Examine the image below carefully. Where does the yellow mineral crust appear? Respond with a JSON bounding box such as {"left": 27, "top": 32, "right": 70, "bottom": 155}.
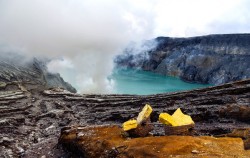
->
{"left": 159, "top": 113, "right": 178, "bottom": 126}
{"left": 136, "top": 104, "right": 153, "bottom": 124}
{"left": 159, "top": 108, "right": 194, "bottom": 126}
{"left": 122, "top": 119, "right": 138, "bottom": 131}
{"left": 122, "top": 104, "right": 153, "bottom": 131}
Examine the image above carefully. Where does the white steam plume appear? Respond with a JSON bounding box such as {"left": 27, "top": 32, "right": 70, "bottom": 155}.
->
{"left": 1, "top": 0, "right": 248, "bottom": 93}
{"left": 0, "top": 0, "right": 155, "bottom": 93}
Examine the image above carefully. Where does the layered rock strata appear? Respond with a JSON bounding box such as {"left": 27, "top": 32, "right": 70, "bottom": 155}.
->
{"left": 0, "top": 79, "right": 249, "bottom": 157}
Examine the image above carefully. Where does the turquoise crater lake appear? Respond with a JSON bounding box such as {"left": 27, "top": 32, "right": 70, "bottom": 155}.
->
{"left": 110, "top": 68, "right": 211, "bottom": 95}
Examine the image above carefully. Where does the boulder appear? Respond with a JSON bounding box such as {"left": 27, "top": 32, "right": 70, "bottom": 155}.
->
{"left": 59, "top": 125, "right": 250, "bottom": 158}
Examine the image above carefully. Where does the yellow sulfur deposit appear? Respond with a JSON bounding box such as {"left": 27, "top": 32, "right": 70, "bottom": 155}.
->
{"left": 136, "top": 104, "right": 153, "bottom": 124}
{"left": 122, "top": 119, "right": 138, "bottom": 131}
{"left": 122, "top": 104, "right": 153, "bottom": 131}
{"left": 159, "top": 113, "right": 178, "bottom": 126}
{"left": 159, "top": 108, "right": 194, "bottom": 126}
{"left": 172, "top": 108, "right": 194, "bottom": 126}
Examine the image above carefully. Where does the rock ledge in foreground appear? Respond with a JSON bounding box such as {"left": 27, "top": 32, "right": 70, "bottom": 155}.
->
{"left": 59, "top": 125, "right": 250, "bottom": 158}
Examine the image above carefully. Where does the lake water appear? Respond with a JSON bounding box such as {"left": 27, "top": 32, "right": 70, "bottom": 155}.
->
{"left": 110, "top": 68, "right": 211, "bottom": 95}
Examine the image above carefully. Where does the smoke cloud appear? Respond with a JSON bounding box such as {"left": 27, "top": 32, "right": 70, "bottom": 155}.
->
{"left": 0, "top": 0, "right": 155, "bottom": 93}
{"left": 0, "top": 0, "right": 249, "bottom": 93}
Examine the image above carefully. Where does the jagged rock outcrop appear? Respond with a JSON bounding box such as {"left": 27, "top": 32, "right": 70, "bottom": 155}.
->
{"left": 0, "top": 79, "right": 249, "bottom": 157}
{"left": 0, "top": 53, "right": 76, "bottom": 93}
{"left": 115, "top": 34, "right": 250, "bottom": 85}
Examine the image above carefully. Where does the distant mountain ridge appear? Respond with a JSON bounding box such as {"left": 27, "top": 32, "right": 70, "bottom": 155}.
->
{"left": 115, "top": 34, "right": 250, "bottom": 85}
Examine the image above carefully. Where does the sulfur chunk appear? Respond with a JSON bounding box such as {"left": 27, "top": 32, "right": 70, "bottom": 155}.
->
{"left": 159, "top": 113, "right": 178, "bottom": 126}
{"left": 136, "top": 104, "right": 153, "bottom": 124}
{"left": 122, "top": 119, "right": 138, "bottom": 131}
{"left": 159, "top": 108, "right": 194, "bottom": 126}
{"left": 172, "top": 108, "right": 194, "bottom": 126}
{"left": 122, "top": 104, "right": 153, "bottom": 132}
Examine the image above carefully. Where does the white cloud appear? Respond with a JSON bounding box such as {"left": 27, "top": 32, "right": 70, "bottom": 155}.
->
{"left": 153, "top": 0, "right": 250, "bottom": 37}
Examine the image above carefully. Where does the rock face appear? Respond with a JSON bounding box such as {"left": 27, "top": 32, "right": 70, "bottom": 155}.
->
{"left": 0, "top": 79, "right": 250, "bottom": 157}
{"left": 115, "top": 34, "right": 250, "bottom": 85}
{"left": 0, "top": 53, "right": 76, "bottom": 93}
{"left": 59, "top": 125, "right": 250, "bottom": 158}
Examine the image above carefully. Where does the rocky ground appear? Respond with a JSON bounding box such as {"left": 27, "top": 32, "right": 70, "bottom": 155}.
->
{"left": 115, "top": 34, "right": 250, "bottom": 85}
{"left": 60, "top": 125, "right": 250, "bottom": 158}
{"left": 0, "top": 78, "right": 250, "bottom": 157}
{"left": 0, "top": 51, "right": 250, "bottom": 157}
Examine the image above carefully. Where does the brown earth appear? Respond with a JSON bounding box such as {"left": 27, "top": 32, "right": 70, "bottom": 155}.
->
{"left": 0, "top": 79, "right": 250, "bottom": 157}
{"left": 59, "top": 125, "right": 250, "bottom": 158}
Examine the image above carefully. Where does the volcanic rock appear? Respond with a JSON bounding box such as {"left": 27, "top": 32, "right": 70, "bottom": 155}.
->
{"left": 0, "top": 53, "right": 76, "bottom": 93}
{"left": 115, "top": 34, "right": 250, "bottom": 85}
{"left": 0, "top": 79, "right": 249, "bottom": 157}
{"left": 59, "top": 125, "right": 250, "bottom": 158}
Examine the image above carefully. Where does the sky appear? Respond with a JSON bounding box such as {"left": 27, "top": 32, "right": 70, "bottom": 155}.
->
{"left": 0, "top": 0, "right": 249, "bottom": 93}
{"left": 153, "top": 0, "right": 250, "bottom": 37}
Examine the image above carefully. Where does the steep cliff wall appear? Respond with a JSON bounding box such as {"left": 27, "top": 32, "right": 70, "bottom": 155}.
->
{"left": 0, "top": 53, "right": 76, "bottom": 92}
{"left": 115, "top": 34, "right": 250, "bottom": 85}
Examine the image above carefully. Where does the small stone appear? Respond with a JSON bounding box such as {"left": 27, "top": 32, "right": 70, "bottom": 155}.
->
{"left": 0, "top": 137, "right": 14, "bottom": 145}
{"left": 191, "top": 150, "right": 199, "bottom": 154}
{"left": 0, "top": 82, "right": 7, "bottom": 88}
